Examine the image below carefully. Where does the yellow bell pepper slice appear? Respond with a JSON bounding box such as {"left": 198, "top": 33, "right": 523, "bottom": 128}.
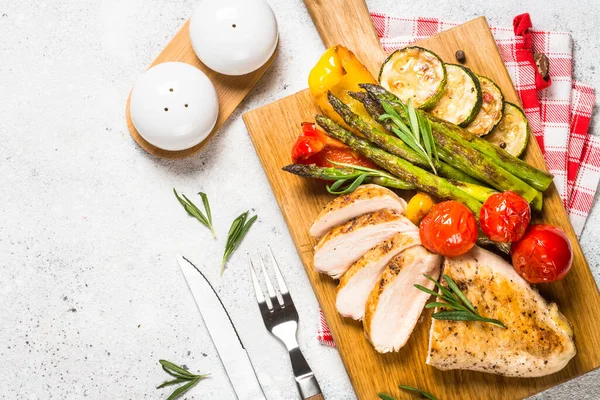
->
{"left": 308, "top": 46, "right": 378, "bottom": 128}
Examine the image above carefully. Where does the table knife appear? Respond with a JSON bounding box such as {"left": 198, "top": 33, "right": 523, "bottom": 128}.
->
{"left": 177, "top": 255, "right": 266, "bottom": 400}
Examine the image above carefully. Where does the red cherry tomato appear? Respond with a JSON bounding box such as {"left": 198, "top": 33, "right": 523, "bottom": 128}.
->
{"left": 291, "top": 123, "right": 327, "bottom": 163}
{"left": 511, "top": 224, "right": 573, "bottom": 284}
{"left": 291, "top": 122, "right": 377, "bottom": 168}
{"left": 419, "top": 201, "right": 478, "bottom": 257}
{"left": 480, "top": 191, "right": 531, "bottom": 243}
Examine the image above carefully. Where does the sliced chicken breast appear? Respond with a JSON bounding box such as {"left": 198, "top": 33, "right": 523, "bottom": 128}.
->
{"left": 364, "top": 246, "right": 442, "bottom": 353}
{"left": 427, "top": 246, "right": 576, "bottom": 377}
{"left": 310, "top": 184, "right": 407, "bottom": 238}
{"left": 314, "top": 209, "right": 417, "bottom": 279}
{"left": 336, "top": 231, "right": 421, "bottom": 320}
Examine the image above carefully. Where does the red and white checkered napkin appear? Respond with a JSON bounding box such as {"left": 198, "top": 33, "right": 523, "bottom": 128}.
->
{"left": 317, "top": 13, "right": 599, "bottom": 347}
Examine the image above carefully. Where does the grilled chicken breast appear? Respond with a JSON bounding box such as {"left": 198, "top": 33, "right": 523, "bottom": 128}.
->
{"left": 336, "top": 231, "right": 421, "bottom": 320}
{"left": 427, "top": 246, "right": 576, "bottom": 377}
{"left": 310, "top": 184, "right": 407, "bottom": 238}
{"left": 314, "top": 209, "right": 417, "bottom": 279}
{"left": 364, "top": 246, "right": 442, "bottom": 353}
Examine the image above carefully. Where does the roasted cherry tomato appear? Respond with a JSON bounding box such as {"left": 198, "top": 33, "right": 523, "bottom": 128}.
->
{"left": 419, "top": 201, "right": 478, "bottom": 257}
{"left": 405, "top": 192, "right": 435, "bottom": 225}
{"left": 511, "top": 224, "right": 573, "bottom": 284}
{"left": 291, "top": 122, "right": 377, "bottom": 168}
{"left": 291, "top": 123, "right": 327, "bottom": 163}
{"left": 480, "top": 191, "right": 531, "bottom": 242}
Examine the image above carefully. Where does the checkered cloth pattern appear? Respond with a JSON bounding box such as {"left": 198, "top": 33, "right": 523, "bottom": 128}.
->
{"left": 317, "top": 13, "right": 599, "bottom": 348}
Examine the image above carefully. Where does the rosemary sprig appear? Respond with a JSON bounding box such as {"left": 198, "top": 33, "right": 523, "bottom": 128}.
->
{"left": 378, "top": 385, "right": 438, "bottom": 400}
{"left": 157, "top": 360, "right": 209, "bottom": 400}
{"left": 325, "top": 160, "right": 401, "bottom": 195}
{"left": 173, "top": 189, "right": 216, "bottom": 239}
{"left": 221, "top": 211, "right": 257, "bottom": 275}
{"left": 379, "top": 99, "right": 438, "bottom": 174}
{"left": 398, "top": 385, "right": 439, "bottom": 400}
{"left": 415, "top": 274, "right": 507, "bottom": 328}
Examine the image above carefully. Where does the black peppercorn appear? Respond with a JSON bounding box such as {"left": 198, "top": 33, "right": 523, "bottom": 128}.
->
{"left": 499, "top": 142, "right": 507, "bottom": 149}
{"left": 455, "top": 50, "right": 466, "bottom": 64}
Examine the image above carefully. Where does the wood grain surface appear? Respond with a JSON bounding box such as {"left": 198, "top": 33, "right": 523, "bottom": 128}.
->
{"left": 242, "top": 14, "right": 600, "bottom": 400}
{"left": 125, "top": 21, "right": 276, "bottom": 159}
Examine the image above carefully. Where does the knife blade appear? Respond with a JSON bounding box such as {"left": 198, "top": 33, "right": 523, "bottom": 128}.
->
{"left": 176, "top": 255, "right": 266, "bottom": 400}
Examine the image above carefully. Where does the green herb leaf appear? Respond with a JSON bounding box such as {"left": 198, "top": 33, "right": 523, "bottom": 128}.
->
{"left": 323, "top": 160, "right": 405, "bottom": 195}
{"left": 399, "top": 384, "right": 438, "bottom": 400}
{"left": 425, "top": 301, "right": 453, "bottom": 309}
{"left": 166, "top": 378, "right": 201, "bottom": 400}
{"left": 173, "top": 189, "right": 216, "bottom": 239}
{"left": 443, "top": 274, "right": 477, "bottom": 314}
{"left": 221, "top": 211, "right": 257, "bottom": 275}
{"left": 157, "top": 360, "right": 209, "bottom": 400}
{"left": 377, "top": 394, "right": 397, "bottom": 400}
{"left": 157, "top": 378, "right": 188, "bottom": 389}
{"left": 415, "top": 274, "right": 507, "bottom": 328}
{"left": 406, "top": 99, "right": 420, "bottom": 144}
{"left": 199, "top": 192, "right": 215, "bottom": 238}
{"left": 379, "top": 100, "right": 438, "bottom": 174}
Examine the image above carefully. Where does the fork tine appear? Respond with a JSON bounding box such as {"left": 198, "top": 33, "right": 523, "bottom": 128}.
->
{"left": 249, "top": 255, "right": 271, "bottom": 310}
{"left": 268, "top": 246, "right": 289, "bottom": 296}
{"left": 258, "top": 252, "right": 277, "bottom": 309}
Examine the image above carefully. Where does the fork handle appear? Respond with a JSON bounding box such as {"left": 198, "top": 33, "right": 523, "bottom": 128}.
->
{"left": 288, "top": 347, "right": 323, "bottom": 399}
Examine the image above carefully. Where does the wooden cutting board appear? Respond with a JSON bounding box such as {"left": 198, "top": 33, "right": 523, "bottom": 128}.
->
{"left": 243, "top": 3, "right": 600, "bottom": 399}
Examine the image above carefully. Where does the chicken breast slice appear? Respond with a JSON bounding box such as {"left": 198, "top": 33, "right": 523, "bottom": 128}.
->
{"left": 427, "top": 246, "right": 576, "bottom": 377}
{"left": 364, "top": 246, "right": 442, "bottom": 353}
{"left": 310, "top": 184, "right": 407, "bottom": 238}
{"left": 314, "top": 209, "right": 417, "bottom": 279}
{"left": 337, "top": 231, "right": 422, "bottom": 320}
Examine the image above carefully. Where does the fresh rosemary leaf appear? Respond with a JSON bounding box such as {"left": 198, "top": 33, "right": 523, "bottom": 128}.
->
{"left": 380, "top": 100, "right": 438, "bottom": 175}
{"left": 432, "top": 310, "right": 484, "bottom": 321}
{"left": 415, "top": 274, "right": 507, "bottom": 328}
{"left": 160, "top": 360, "right": 197, "bottom": 379}
{"left": 173, "top": 189, "right": 216, "bottom": 239}
{"left": 425, "top": 301, "right": 453, "bottom": 309}
{"left": 406, "top": 99, "right": 420, "bottom": 145}
{"left": 443, "top": 274, "right": 477, "bottom": 314}
{"left": 221, "top": 211, "right": 257, "bottom": 275}
{"left": 399, "top": 384, "right": 438, "bottom": 400}
{"left": 324, "top": 161, "right": 406, "bottom": 195}
{"left": 157, "top": 378, "right": 188, "bottom": 389}
{"left": 199, "top": 192, "right": 213, "bottom": 229}
{"left": 424, "top": 117, "right": 438, "bottom": 162}
{"left": 157, "top": 360, "right": 209, "bottom": 400}
{"left": 413, "top": 284, "right": 441, "bottom": 298}
{"left": 419, "top": 113, "right": 432, "bottom": 156}
{"left": 377, "top": 394, "right": 397, "bottom": 400}
{"left": 327, "top": 173, "right": 369, "bottom": 195}
{"left": 166, "top": 378, "right": 202, "bottom": 400}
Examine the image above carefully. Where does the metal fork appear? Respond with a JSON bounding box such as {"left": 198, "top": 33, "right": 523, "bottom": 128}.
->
{"left": 249, "top": 247, "right": 324, "bottom": 400}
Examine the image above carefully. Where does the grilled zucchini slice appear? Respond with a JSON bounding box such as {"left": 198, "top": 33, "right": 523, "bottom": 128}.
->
{"left": 430, "top": 64, "right": 482, "bottom": 127}
{"left": 465, "top": 75, "right": 504, "bottom": 136}
{"left": 378, "top": 46, "right": 446, "bottom": 110}
{"left": 485, "top": 102, "right": 530, "bottom": 157}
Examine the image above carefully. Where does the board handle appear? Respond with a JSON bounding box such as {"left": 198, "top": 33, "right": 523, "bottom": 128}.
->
{"left": 302, "top": 0, "right": 386, "bottom": 74}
